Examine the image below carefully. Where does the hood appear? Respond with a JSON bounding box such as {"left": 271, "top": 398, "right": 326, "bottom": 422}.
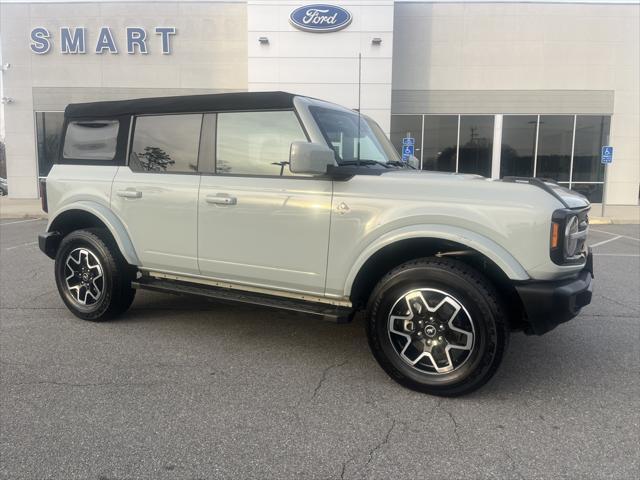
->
{"left": 379, "top": 169, "right": 590, "bottom": 209}
{"left": 496, "top": 176, "right": 590, "bottom": 209}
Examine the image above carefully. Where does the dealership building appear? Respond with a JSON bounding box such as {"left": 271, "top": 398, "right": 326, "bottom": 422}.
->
{"left": 0, "top": 0, "right": 638, "bottom": 206}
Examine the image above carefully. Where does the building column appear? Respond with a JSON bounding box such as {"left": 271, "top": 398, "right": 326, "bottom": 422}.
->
{"left": 491, "top": 114, "right": 503, "bottom": 180}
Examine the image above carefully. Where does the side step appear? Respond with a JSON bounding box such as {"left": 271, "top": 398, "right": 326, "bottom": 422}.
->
{"left": 132, "top": 276, "right": 354, "bottom": 323}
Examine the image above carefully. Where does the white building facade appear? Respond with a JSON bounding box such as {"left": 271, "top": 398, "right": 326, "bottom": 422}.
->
{"left": 1, "top": 0, "right": 638, "bottom": 206}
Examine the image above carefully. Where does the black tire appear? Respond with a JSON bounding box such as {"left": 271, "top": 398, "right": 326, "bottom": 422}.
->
{"left": 366, "top": 257, "right": 509, "bottom": 397}
{"left": 54, "top": 228, "right": 136, "bottom": 321}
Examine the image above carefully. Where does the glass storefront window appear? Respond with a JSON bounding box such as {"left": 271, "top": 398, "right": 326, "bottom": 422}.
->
{"left": 536, "top": 115, "right": 573, "bottom": 181}
{"left": 35, "top": 112, "right": 65, "bottom": 177}
{"left": 390, "top": 115, "right": 422, "bottom": 165}
{"left": 422, "top": 115, "right": 458, "bottom": 172}
{"left": 500, "top": 115, "right": 537, "bottom": 178}
{"left": 572, "top": 116, "right": 610, "bottom": 183}
{"left": 458, "top": 115, "right": 494, "bottom": 177}
{"left": 389, "top": 112, "right": 610, "bottom": 202}
{"left": 570, "top": 183, "right": 603, "bottom": 203}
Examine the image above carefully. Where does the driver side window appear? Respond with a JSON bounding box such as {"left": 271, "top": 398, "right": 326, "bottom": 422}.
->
{"left": 216, "top": 111, "right": 307, "bottom": 176}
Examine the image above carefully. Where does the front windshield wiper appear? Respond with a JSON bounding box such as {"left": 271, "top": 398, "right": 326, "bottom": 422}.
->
{"left": 387, "top": 160, "right": 416, "bottom": 169}
{"left": 338, "top": 160, "right": 391, "bottom": 168}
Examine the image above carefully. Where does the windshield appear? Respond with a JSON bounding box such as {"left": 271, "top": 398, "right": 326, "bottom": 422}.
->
{"left": 310, "top": 106, "right": 399, "bottom": 165}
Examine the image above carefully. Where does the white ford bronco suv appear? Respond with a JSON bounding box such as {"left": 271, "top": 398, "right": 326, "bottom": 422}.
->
{"left": 39, "top": 92, "right": 593, "bottom": 396}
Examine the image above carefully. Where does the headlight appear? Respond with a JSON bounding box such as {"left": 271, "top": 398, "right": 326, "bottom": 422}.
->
{"left": 551, "top": 209, "right": 589, "bottom": 264}
{"left": 564, "top": 215, "right": 580, "bottom": 258}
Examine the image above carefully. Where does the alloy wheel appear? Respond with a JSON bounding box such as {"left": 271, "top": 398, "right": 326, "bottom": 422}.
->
{"left": 387, "top": 288, "right": 475, "bottom": 374}
{"left": 64, "top": 247, "right": 104, "bottom": 306}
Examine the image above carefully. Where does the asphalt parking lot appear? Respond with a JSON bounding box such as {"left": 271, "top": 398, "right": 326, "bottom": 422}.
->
{"left": 1, "top": 219, "right": 638, "bottom": 480}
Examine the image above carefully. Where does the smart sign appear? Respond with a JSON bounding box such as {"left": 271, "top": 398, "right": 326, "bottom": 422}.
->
{"left": 289, "top": 4, "right": 353, "bottom": 33}
{"left": 30, "top": 26, "right": 176, "bottom": 55}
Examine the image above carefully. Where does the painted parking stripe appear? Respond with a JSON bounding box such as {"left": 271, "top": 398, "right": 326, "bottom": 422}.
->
{"left": 0, "top": 218, "right": 45, "bottom": 226}
{"left": 4, "top": 241, "right": 38, "bottom": 251}
{"left": 590, "top": 228, "right": 640, "bottom": 242}
{"left": 593, "top": 253, "right": 640, "bottom": 257}
{"left": 590, "top": 235, "right": 622, "bottom": 248}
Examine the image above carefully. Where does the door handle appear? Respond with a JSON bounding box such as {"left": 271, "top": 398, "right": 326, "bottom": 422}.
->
{"left": 205, "top": 194, "right": 237, "bottom": 206}
{"left": 116, "top": 189, "right": 142, "bottom": 199}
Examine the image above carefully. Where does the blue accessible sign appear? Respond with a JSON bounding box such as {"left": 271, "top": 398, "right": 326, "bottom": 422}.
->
{"left": 402, "top": 137, "right": 415, "bottom": 146}
{"left": 402, "top": 144, "right": 414, "bottom": 162}
{"left": 601, "top": 146, "right": 614, "bottom": 165}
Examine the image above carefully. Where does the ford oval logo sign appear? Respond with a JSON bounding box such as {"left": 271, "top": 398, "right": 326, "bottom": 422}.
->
{"left": 289, "top": 4, "right": 353, "bottom": 33}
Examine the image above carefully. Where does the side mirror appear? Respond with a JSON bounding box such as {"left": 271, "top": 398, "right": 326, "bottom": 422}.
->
{"left": 289, "top": 142, "right": 335, "bottom": 175}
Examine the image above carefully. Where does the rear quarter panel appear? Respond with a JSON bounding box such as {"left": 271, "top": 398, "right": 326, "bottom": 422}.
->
{"left": 45, "top": 165, "right": 119, "bottom": 223}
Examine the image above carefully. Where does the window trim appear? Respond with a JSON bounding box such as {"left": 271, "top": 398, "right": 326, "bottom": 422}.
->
{"left": 197, "top": 113, "right": 216, "bottom": 175}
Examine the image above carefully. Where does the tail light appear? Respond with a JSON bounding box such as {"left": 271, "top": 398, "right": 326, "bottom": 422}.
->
{"left": 39, "top": 178, "right": 48, "bottom": 213}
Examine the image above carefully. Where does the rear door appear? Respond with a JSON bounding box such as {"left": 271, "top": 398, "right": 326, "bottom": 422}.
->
{"left": 197, "top": 110, "right": 332, "bottom": 295}
{"left": 111, "top": 113, "right": 203, "bottom": 274}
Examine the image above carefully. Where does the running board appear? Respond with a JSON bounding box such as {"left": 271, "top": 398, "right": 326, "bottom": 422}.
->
{"left": 132, "top": 276, "right": 354, "bottom": 323}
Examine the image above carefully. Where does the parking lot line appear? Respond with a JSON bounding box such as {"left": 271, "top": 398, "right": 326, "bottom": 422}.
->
{"left": 0, "top": 218, "right": 44, "bottom": 226}
{"left": 4, "top": 241, "right": 38, "bottom": 251}
{"left": 593, "top": 253, "right": 640, "bottom": 257}
{"left": 590, "top": 235, "right": 623, "bottom": 248}
{"left": 590, "top": 228, "right": 640, "bottom": 242}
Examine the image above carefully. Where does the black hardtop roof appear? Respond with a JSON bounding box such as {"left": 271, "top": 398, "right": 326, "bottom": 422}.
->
{"left": 64, "top": 91, "right": 299, "bottom": 118}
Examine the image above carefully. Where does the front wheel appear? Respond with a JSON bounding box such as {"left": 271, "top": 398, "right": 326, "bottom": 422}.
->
{"left": 54, "top": 228, "right": 136, "bottom": 321}
{"left": 366, "top": 257, "right": 509, "bottom": 396}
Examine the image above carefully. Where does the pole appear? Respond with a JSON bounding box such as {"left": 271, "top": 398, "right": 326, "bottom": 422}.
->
{"left": 356, "top": 52, "right": 361, "bottom": 166}
{"left": 601, "top": 164, "right": 608, "bottom": 218}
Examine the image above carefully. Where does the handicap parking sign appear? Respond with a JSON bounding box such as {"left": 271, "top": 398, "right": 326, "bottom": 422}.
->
{"left": 601, "top": 146, "right": 614, "bottom": 165}
{"left": 402, "top": 137, "right": 415, "bottom": 146}
{"left": 402, "top": 144, "right": 414, "bottom": 162}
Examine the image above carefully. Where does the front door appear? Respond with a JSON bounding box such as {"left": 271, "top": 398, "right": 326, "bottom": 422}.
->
{"left": 111, "top": 113, "right": 203, "bottom": 274}
{"left": 197, "top": 110, "right": 332, "bottom": 295}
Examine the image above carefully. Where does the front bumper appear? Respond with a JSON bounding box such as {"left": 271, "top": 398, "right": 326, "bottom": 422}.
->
{"left": 38, "top": 231, "right": 61, "bottom": 259}
{"left": 515, "top": 249, "right": 594, "bottom": 335}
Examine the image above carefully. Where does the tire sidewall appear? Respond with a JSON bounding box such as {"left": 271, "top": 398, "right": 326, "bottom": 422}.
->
{"left": 55, "top": 231, "right": 116, "bottom": 320}
{"left": 367, "top": 261, "right": 504, "bottom": 396}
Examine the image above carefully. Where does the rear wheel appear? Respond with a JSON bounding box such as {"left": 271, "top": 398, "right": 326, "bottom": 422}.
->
{"left": 366, "top": 257, "right": 509, "bottom": 396}
{"left": 54, "top": 228, "right": 136, "bottom": 321}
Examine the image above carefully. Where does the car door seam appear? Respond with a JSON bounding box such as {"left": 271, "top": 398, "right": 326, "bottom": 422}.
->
{"left": 322, "top": 180, "right": 335, "bottom": 296}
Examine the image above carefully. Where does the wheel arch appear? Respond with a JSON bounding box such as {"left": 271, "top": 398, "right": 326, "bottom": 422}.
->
{"left": 346, "top": 227, "right": 529, "bottom": 329}
{"left": 47, "top": 202, "right": 140, "bottom": 266}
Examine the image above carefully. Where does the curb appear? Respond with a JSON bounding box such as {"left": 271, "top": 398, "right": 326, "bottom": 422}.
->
{"left": 589, "top": 218, "right": 613, "bottom": 225}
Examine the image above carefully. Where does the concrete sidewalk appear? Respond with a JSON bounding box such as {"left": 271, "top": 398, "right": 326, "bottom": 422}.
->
{"left": 589, "top": 204, "right": 640, "bottom": 224}
{"left": 0, "top": 198, "right": 46, "bottom": 219}
{"left": 1, "top": 197, "right": 638, "bottom": 223}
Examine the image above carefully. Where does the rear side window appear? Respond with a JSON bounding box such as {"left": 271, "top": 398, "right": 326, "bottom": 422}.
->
{"left": 63, "top": 120, "right": 119, "bottom": 160}
{"left": 216, "top": 111, "right": 307, "bottom": 176}
{"left": 129, "top": 114, "right": 202, "bottom": 173}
